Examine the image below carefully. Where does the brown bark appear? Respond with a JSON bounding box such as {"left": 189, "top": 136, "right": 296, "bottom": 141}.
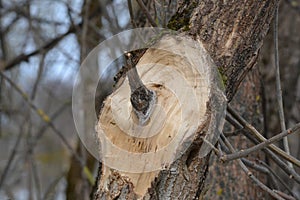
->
{"left": 183, "top": 0, "right": 277, "bottom": 100}
{"left": 206, "top": 67, "right": 267, "bottom": 199}
{"left": 93, "top": 0, "right": 278, "bottom": 199}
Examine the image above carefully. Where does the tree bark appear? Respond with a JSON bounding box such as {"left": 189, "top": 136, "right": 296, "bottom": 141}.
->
{"left": 93, "top": 0, "right": 278, "bottom": 199}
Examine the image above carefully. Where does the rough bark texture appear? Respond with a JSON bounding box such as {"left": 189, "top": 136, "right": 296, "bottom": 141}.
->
{"left": 94, "top": 0, "right": 278, "bottom": 199}
{"left": 168, "top": 0, "right": 277, "bottom": 100}
{"left": 206, "top": 68, "right": 267, "bottom": 199}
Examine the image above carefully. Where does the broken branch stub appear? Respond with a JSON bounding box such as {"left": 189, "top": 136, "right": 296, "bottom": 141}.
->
{"left": 96, "top": 34, "right": 226, "bottom": 196}
{"left": 125, "top": 53, "right": 157, "bottom": 125}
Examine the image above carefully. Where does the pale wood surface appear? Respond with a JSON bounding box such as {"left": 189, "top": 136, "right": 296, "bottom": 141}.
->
{"left": 96, "top": 35, "right": 213, "bottom": 197}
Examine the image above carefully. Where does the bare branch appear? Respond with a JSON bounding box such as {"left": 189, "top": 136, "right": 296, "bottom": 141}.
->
{"left": 0, "top": 127, "right": 23, "bottom": 190}
{"left": 274, "top": 3, "right": 293, "bottom": 169}
{"left": 274, "top": 190, "right": 297, "bottom": 200}
{"left": 136, "top": 0, "right": 158, "bottom": 27}
{"left": 258, "top": 160, "right": 297, "bottom": 198}
{"left": 220, "top": 133, "right": 285, "bottom": 200}
{"left": 30, "top": 54, "right": 45, "bottom": 100}
{"left": 0, "top": 24, "right": 79, "bottom": 71}
{"left": 127, "top": 0, "right": 137, "bottom": 28}
{"left": 220, "top": 123, "right": 300, "bottom": 162}
{"left": 226, "top": 107, "right": 300, "bottom": 184}
{"left": 0, "top": 71, "right": 83, "bottom": 166}
{"left": 227, "top": 106, "right": 300, "bottom": 168}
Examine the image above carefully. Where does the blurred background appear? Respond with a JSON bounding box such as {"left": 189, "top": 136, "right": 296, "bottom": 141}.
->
{"left": 0, "top": 0, "right": 299, "bottom": 199}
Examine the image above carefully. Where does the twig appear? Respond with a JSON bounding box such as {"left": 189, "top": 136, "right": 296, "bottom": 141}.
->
{"left": 241, "top": 158, "right": 281, "bottom": 189}
{"left": 217, "top": 143, "right": 224, "bottom": 157}
{"left": 30, "top": 53, "right": 45, "bottom": 100}
{"left": 264, "top": 145, "right": 300, "bottom": 184}
{"left": 274, "top": 190, "right": 297, "bottom": 200}
{"left": 81, "top": 0, "right": 90, "bottom": 59}
{"left": 258, "top": 160, "right": 298, "bottom": 199}
{"left": 220, "top": 123, "right": 300, "bottom": 162}
{"left": 220, "top": 133, "right": 285, "bottom": 200}
{"left": 1, "top": 23, "right": 78, "bottom": 71}
{"left": 274, "top": 2, "right": 293, "bottom": 169}
{"left": 43, "top": 172, "right": 66, "bottom": 200}
{"left": 219, "top": 136, "right": 280, "bottom": 189}
{"left": 201, "top": 136, "right": 221, "bottom": 157}
{"left": 29, "top": 152, "right": 42, "bottom": 200}
{"left": 136, "top": 0, "right": 158, "bottom": 27}
{"left": 218, "top": 134, "right": 290, "bottom": 192}
{"left": 226, "top": 109, "right": 300, "bottom": 184}
{"left": 241, "top": 158, "right": 269, "bottom": 174}
{"left": 127, "top": 0, "right": 137, "bottom": 28}
{"left": 0, "top": 127, "right": 23, "bottom": 190}
{"left": 31, "top": 101, "right": 71, "bottom": 147}
{"left": 227, "top": 106, "right": 300, "bottom": 168}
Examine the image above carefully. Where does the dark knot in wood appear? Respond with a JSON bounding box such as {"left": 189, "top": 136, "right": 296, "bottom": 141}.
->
{"left": 130, "top": 86, "right": 155, "bottom": 114}
{"left": 130, "top": 85, "right": 156, "bottom": 125}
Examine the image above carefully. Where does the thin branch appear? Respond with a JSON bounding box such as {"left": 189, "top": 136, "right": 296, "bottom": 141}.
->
{"left": 201, "top": 136, "right": 221, "bottom": 157}
{"left": 127, "top": 0, "right": 137, "bottom": 28}
{"left": 1, "top": 23, "right": 79, "bottom": 71}
{"left": 0, "top": 127, "right": 23, "bottom": 190}
{"left": 258, "top": 160, "right": 298, "bottom": 199}
{"left": 32, "top": 101, "right": 71, "bottom": 146}
{"left": 227, "top": 106, "right": 300, "bottom": 168}
{"left": 220, "top": 133, "right": 285, "bottom": 200}
{"left": 274, "top": 2, "right": 292, "bottom": 168}
{"left": 29, "top": 152, "right": 42, "bottom": 200}
{"left": 263, "top": 145, "right": 300, "bottom": 184}
{"left": 30, "top": 53, "right": 45, "bottom": 100}
{"left": 43, "top": 172, "right": 66, "bottom": 200}
{"left": 220, "top": 123, "right": 300, "bottom": 162}
{"left": 226, "top": 108, "right": 300, "bottom": 184}
{"left": 80, "top": 0, "right": 90, "bottom": 60}
{"left": 240, "top": 158, "right": 269, "bottom": 174}
{"left": 241, "top": 158, "right": 279, "bottom": 189}
{"left": 0, "top": 71, "right": 83, "bottom": 166}
{"left": 136, "top": 0, "right": 158, "bottom": 27}
{"left": 274, "top": 190, "right": 297, "bottom": 200}
{"left": 219, "top": 136, "right": 281, "bottom": 190}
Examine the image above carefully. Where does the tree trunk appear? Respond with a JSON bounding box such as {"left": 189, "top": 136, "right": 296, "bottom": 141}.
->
{"left": 93, "top": 0, "right": 278, "bottom": 199}
{"left": 66, "top": 1, "right": 104, "bottom": 199}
